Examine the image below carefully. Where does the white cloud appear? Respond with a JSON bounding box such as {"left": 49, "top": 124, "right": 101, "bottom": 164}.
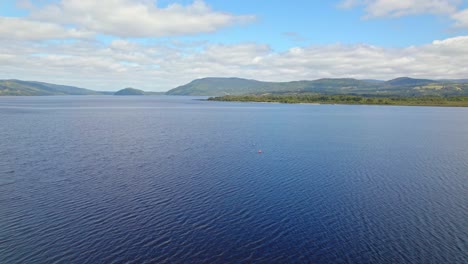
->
{"left": 1, "top": 36, "right": 468, "bottom": 91}
{"left": 452, "top": 9, "right": 468, "bottom": 28}
{"left": 340, "top": 0, "right": 468, "bottom": 29}
{"left": 0, "top": 17, "right": 93, "bottom": 40}
{"left": 340, "top": 0, "right": 461, "bottom": 17}
{"left": 28, "top": 0, "right": 255, "bottom": 38}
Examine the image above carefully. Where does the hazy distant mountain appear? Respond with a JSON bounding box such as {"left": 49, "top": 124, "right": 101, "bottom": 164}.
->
{"left": 438, "top": 79, "right": 468, "bottom": 84}
{"left": 167, "top": 77, "right": 468, "bottom": 96}
{"left": 166, "top": 77, "right": 304, "bottom": 96}
{"left": 166, "top": 77, "right": 373, "bottom": 96}
{"left": 3, "top": 77, "right": 468, "bottom": 97}
{"left": 0, "top": 80, "right": 100, "bottom": 96}
{"left": 299, "top": 78, "right": 377, "bottom": 94}
{"left": 385, "top": 77, "right": 434, "bottom": 86}
{"left": 114, "top": 88, "right": 145, "bottom": 95}
{"left": 361, "top": 79, "right": 385, "bottom": 84}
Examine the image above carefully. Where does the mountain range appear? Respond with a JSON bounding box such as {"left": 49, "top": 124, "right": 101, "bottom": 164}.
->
{"left": 166, "top": 77, "right": 468, "bottom": 97}
{"left": 0, "top": 80, "right": 163, "bottom": 96}
{"left": 0, "top": 79, "right": 104, "bottom": 96}
{"left": 2, "top": 77, "right": 468, "bottom": 97}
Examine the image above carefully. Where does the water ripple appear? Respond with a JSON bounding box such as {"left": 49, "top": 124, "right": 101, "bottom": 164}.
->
{"left": 1, "top": 96, "right": 467, "bottom": 263}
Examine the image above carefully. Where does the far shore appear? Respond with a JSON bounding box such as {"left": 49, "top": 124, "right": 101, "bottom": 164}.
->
{"left": 207, "top": 95, "right": 468, "bottom": 107}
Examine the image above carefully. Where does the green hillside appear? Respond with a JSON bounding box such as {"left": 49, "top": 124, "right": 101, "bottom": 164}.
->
{"left": 385, "top": 77, "right": 434, "bottom": 86}
{"left": 166, "top": 77, "right": 305, "bottom": 96}
{"left": 3, "top": 77, "right": 468, "bottom": 97}
{"left": 114, "top": 88, "right": 145, "bottom": 95}
{"left": 166, "top": 77, "right": 468, "bottom": 97}
{"left": 0, "top": 80, "right": 100, "bottom": 96}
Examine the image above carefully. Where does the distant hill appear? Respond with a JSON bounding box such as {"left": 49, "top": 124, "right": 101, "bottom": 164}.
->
{"left": 144, "top": 91, "right": 166, "bottom": 95}
{"left": 0, "top": 80, "right": 100, "bottom": 96}
{"left": 438, "top": 79, "right": 468, "bottom": 84}
{"left": 166, "top": 77, "right": 303, "bottom": 96}
{"left": 114, "top": 88, "right": 145, "bottom": 95}
{"left": 299, "top": 78, "right": 377, "bottom": 94}
{"left": 167, "top": 77, "right": 468, "bottom": 97}
{"left": 3, "top": 77, "right": 468, "bottom": 97}
{"left": 385, "top": 77, "right": 434, "bottom": 86}
{"left": 166, "top": 77, "right": 373, "bottom": 96}
{"left": 362, "top": 79, "right": 385, "bottom": 84}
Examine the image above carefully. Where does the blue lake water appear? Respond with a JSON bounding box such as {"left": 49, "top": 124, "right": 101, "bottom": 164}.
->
{"left": 0, "top": 96, "right": 467, "bottom": 263}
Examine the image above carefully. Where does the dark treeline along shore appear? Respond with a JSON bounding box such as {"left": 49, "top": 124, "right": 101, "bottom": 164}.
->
{"left": 208, "top": 94, "right": 468, "bottom": 107}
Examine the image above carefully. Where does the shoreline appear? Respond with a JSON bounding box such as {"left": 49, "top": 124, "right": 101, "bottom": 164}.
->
{"left": 206, "top": 96, "right": 468, "bottom": 107}
{"left": 210, "top": 100, "right": 468, "bottom": 107}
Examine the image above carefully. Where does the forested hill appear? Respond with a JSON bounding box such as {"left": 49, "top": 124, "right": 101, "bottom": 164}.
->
{"left": 3, "top": 77, "right": 468, "bottom": 97}
{"left": 166, "top": 77, "right": 301, "bottom": 96}
{"left": 114, "top": 88, "right": 145, "bottom": 95}
{"left": 0, "top": 80, "right": 101, "bottom": 96}
{"left": 166, "top": 77, "right": 468, "bottom": 97}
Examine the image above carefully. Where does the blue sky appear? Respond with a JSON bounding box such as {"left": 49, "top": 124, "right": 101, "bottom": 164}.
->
{"left": 182, "top": 1, "right": 465, "bottom": 49}
{"left": 1, "top": 0, "right": 467, "bottom": 91}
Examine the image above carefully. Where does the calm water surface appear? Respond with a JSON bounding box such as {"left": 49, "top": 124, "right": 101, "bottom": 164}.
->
{"left": 0, "top": 96, "right": 467, "bottom": 263}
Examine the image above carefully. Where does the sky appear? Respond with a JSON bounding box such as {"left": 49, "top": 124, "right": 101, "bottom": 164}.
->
{"left": 1, "top": 0, "right": 468, "bottom": 91}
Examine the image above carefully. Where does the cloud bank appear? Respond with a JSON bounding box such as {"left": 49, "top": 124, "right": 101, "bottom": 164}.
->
{"left": 2, "top": 36, "right": 467, "bottom": 91}
{"left": 2, "top": 0, "right": 254, "bottom": 40}
{"left": 0, "top": 17, "right": 93, "bottom": 40}
{"left": 340, "top": 0, "right": 468, "bottom": 28}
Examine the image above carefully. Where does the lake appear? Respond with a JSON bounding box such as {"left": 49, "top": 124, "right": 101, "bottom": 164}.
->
{"left": 1, "top": 96, "right": 467, "bottom": 263}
